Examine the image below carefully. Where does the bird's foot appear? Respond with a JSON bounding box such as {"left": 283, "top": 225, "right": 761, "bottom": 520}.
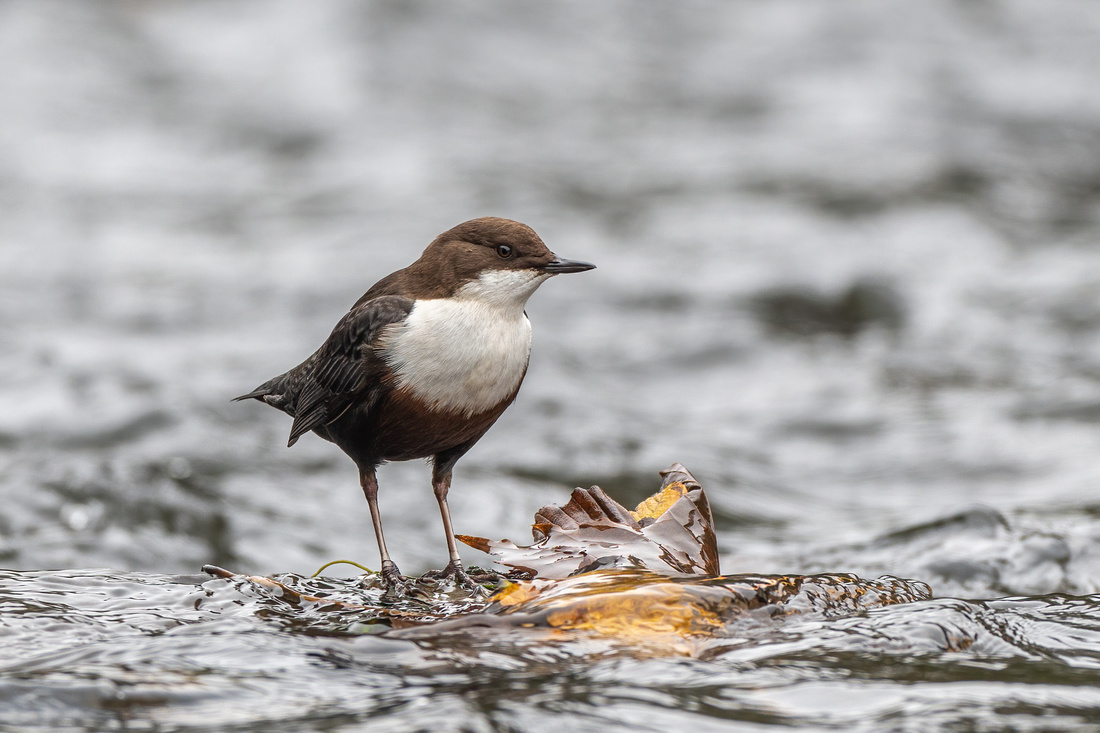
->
{"left": 379, "top": 559, "right": 411, "bottom": 599}
{"left": 422, "top": 560, "right": 489, "bottom": 598}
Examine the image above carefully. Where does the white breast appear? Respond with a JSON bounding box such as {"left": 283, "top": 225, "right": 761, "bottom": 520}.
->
{"left": 378, "top": 269, "right": 549, "bottom": 416}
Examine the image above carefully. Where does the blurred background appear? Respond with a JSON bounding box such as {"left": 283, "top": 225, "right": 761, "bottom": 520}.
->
{"left": 2, "top": 0, "right": 1100, "bottom": 597}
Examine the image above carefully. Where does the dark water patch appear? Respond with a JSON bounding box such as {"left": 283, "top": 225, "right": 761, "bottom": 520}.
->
{"left": 653, "top": 342, "right": 750, "bottom": 371}
{"left": 872, "top": 506, "right": 1011, "bottom": 547}
{"left": 742, "top": 165, "right": 991, "bottom": 219}
{"left": 613, "top": 291, "right": 695, "bottom": 314}
{"left": 50, "top": 409, "right": 175, "bottom": 450}
{"left": 749, "top": 280, "right": 905, "bottom": 339}
{"left": 221, "top": 121, "right": 327, "bottom": 162}
{"left": 1013, "top": 399, "right": 1100, "bottom": 423}
{"left": 1050, "top": 296, "right": 1100, "bottom": 334}
{"left": 975, "top": 118, "right": 1100, "bottom": 246}
{"left": 880, "top": 355, "right": 988, "bottom": 391}
{"left": 738, "top": 115, "right": 1100, "bottom": 248}
{"left": 774, "top": 650, "right": 1100, "bottom": 688}
{"left": 776, "top": 417, "right": 885, "bottom": 441}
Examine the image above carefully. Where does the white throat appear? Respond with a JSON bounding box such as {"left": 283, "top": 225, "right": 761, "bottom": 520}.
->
{"left": 379, "top": 269, "right": 550, "bottom": 416}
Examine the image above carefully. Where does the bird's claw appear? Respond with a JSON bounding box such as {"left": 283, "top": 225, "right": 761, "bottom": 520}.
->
{"left": 379, "top": 559, "right": 410, "bottom": 599}
{"left": 422, "top": 560, "right": 489, "bottom": 597}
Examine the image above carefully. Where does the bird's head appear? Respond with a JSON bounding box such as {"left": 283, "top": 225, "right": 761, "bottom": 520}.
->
{"left": 411, "top": 217, "right": 595, "bottom": 306}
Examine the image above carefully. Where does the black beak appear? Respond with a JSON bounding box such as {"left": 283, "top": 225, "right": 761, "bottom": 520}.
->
{"left": 543, "top": 257, "right": 596, "bottom": 274}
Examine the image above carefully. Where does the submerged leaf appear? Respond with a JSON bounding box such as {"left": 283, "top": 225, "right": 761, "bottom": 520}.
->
{"left": 486, "top": 571, "right": 932, "bottom": 632}
{"left": 396, "top": 569, "right": 932, "bottom": 655}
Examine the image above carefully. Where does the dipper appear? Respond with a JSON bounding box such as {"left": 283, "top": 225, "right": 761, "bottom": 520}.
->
{"left": 235, "top": 217, "right": 594, "bottom": 593}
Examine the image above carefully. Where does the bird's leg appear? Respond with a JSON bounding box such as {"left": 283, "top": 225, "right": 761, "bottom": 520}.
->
{"left": 433, "top": 471, "right": 465, "bottom": 574}
{"left": 359, "top": 467, "right": 407, "bottom": 595}
{"left": 422, "top": 468, "right": 484, "bottom": 595}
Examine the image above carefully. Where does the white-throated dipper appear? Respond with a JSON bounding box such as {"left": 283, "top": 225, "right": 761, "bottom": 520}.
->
{"left": 234, "top": 217, "right": 594, "bottom": 594}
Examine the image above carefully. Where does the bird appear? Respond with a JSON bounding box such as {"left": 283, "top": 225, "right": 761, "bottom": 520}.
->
{"left": 234, "top": 217, "right": 595, "bottom": 594}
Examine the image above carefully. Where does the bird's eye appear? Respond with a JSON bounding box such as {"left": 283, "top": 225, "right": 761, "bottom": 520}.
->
{"left": 496, "top": 244, "right": 513, "bottom": 258}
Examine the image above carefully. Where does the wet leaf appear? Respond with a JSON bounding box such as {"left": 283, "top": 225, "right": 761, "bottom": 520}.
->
{"left": 210, "top": 464, "right": 932, "bottom": 650}
{"left": 441, "top": 464, "right": 931, "bottom": 650}
{"left": 458, "top": 463, "right": 719, "bottom": 578}
{"left": 397, "top": 569, "right": 932, "bottom": 654}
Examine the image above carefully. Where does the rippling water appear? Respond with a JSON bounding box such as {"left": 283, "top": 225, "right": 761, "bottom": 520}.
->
{"left": 3, "top": 568, "right": 1100, "bottom": 730}
{"left": 3, "top": 0, "right": 1100, "bottom": 729}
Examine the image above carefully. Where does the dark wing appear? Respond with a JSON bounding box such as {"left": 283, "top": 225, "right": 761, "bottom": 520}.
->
{"left": 235, "top": 295, "right": 413, "bottom": 447}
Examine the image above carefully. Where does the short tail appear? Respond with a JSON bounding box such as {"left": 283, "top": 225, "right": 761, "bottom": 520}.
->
{"left": 233, "top": 373, "right": 300, "bottom": 446}
{"left": 232, "top": 372, "right": 294, "bottom": 405}
{"left": 232, "top": 389, "right": 269, "bottom": 402}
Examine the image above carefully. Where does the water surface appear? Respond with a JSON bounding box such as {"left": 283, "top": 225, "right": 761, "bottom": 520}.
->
{"left": 3, "top": 0, "right": 1100, "bottom": 729}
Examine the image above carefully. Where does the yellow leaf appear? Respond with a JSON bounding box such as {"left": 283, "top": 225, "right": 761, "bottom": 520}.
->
{"left": 630, "top": 480, "right": 690, "bottom": 521}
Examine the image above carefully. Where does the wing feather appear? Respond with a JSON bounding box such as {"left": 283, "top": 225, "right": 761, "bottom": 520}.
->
{"left": 286, "top": 295, "right": 413, "bottom": 445}
{"left": 234, "top": 295, "right": 413, "bottom": 447}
